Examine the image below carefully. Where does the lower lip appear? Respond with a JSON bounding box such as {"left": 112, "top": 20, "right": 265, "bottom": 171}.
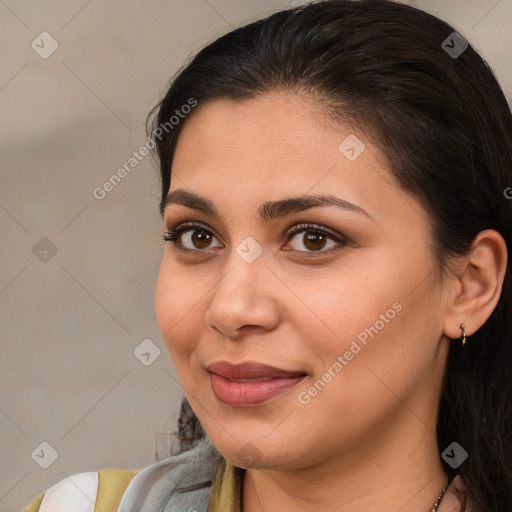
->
{"left": 209, "top": 373, "right": 306, "bottom": 407}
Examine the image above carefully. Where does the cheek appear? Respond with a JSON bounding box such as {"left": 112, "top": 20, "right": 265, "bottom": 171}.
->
{"left": 287, "top": 264, "right": 401, "bottom": 350}
{"left": 155, "top": 261, "right": 203, "bottom": 359}
{"left": 291, "top": 252, "right": 431, "bottom": 383}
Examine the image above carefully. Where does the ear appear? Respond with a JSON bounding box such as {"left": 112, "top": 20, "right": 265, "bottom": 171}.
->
{"left": 443, "top": 229, "right": 508, "bottom": 339}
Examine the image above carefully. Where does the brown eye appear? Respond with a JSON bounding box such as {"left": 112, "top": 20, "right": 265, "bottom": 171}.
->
{"left": 288, "top": 229, "right": 337, "bottom": 252}
{"left": 190, "top": 229, "right": 215, "bottom": 249}
{"left": 178, "top": 228, "right": 222, "bottom": 250}
{"left": 285, "top": 223, "right": 348, "bottom": 254}
{"left": 306, "top": 231, "right": 328, "bottom": 251}
{"left": 163, "top": 222, "right": 223, "bottom": 252}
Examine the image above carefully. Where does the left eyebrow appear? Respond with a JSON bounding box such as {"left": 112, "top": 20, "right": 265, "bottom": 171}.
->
{"left": 161, "top": 189, "right": 376, "bottom": 223}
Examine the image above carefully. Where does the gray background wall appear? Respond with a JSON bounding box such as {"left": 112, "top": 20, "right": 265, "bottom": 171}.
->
{"left": 1, "top": 0, "right": 510, "bottom": 510}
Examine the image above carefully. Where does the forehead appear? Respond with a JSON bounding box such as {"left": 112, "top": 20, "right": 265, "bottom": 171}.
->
{"left": 168, "top": 92, "right": 425, "bottom": 228}
{"left": 173, "top": 93, "right": 364, "bottom": 182}
{"left": 176, "top": 92, "right": 338, "bottom": 159}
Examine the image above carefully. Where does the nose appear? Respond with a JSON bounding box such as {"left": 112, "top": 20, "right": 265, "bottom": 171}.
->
{"left": 205, "top": 255, "right": 280, "bottom": 339}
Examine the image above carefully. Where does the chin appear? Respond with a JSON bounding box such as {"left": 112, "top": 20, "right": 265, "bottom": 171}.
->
{"left": 205, "top": 429, "right": 303, "bottom": 470}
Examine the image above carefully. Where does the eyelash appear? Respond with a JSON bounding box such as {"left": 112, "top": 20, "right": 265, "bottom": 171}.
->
{"left": 162, "top": 221, "right": 348, "bottom": 255}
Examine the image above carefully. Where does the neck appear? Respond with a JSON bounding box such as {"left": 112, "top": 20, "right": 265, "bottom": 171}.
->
{"left": 242, "top": 412, "right": 449, "bottom": 512}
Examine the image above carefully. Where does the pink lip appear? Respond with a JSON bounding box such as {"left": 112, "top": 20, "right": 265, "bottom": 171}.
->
{"left": 206, "top": 360, "right": 307, "bottom": 407}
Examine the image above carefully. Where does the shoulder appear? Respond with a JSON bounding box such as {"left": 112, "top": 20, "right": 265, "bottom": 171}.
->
{"left": 22, "top": 437, "right": 222, "bottom": 512}
{"left": 22, "top": 468, "right": 139, "bottom": 512}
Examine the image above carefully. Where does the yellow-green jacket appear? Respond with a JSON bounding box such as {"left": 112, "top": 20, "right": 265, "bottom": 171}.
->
{"left": 21, "top": 437, "right": 243, "bottom": 511}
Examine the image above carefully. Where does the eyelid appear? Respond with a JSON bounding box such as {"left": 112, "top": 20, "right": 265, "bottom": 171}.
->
{"left": 286, "top": 222, "right": 347, "bottom": 244}
{"left": 167, "top": 220, "right": 213, "bottom": 234}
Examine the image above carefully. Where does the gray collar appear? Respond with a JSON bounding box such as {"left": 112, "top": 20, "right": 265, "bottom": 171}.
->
{"left": 117, "top": 437, "right": 223, "bottom": 512}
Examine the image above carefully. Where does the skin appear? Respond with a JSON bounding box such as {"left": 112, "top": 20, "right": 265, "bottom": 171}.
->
{"left": 155, "top": 91, "right": 507, "bottom": 511}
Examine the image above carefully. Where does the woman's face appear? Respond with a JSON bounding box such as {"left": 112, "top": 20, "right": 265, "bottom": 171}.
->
{"left": 155, "top": 92, "right": 451, "bottom": 470}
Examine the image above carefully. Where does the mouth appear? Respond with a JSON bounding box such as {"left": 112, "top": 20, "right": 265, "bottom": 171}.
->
{"left": 223, "top": 377, "right": 276, "bottom": 382}
{"left": 206, "top": 360, "right": 308, "bottom": 407}
{"left": 206, "top": 360, "right": 307, "bottom": 379}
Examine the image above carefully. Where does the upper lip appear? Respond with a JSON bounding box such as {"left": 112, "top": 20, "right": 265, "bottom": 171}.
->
{"left": 206, "top": 360, "right": 307, "bottom": 379}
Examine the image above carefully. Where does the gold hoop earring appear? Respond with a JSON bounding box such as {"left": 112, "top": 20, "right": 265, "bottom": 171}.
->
{"left": 459, "top": 324, "right": 466, "bottom": 346}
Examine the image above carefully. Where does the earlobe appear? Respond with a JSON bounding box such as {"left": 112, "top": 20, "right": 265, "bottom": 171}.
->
{"left": 443, "top": 229, "right": 508, "bottom": 341}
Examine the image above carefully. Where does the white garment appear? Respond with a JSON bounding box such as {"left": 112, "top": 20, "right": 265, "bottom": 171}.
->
{"left": 38, "top": 472, "right": 98, "bottom": 512}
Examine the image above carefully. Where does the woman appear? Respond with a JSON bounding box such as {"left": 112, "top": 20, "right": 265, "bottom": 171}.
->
{"left": 23, "top": 0, "right": 512, "bottom": 510}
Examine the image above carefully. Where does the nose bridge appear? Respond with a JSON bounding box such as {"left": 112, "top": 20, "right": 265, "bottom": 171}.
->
{"left": 215, "top": 236, "right": 267, "bottom": 300}
{"left": 207, "top": 237, "right": 278, "bottom": 335}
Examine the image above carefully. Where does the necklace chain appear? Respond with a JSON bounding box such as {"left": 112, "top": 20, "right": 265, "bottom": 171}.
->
{"left": 430, "top": 479, "right": 450, "bottom": 512}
